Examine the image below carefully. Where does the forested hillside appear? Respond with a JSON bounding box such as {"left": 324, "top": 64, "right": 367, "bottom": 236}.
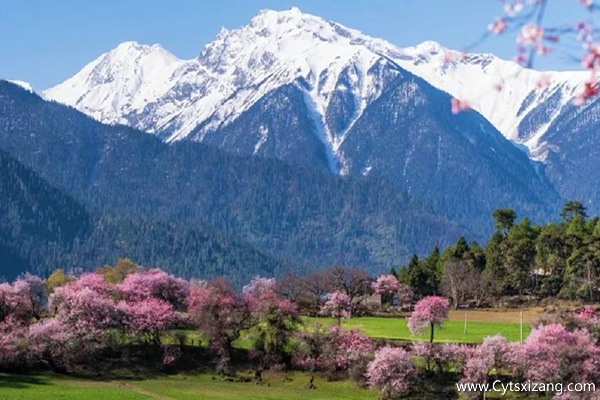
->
{"left": 0, "top": 146, "right": 285, "bottom": 283}
{"left": 0, "top": 80, "right": 466, "bottom": 277}
{"left": 0, "top": 147, "right": 91, "bottom": 279}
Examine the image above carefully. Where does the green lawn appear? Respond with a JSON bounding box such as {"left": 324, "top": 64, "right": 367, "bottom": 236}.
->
{"left": 0, "top": 372, "right": 550, "bottom": 399}
{"left": 173, "top": 316, "right": 531, "bottom": 348}
{"left": 306, "top": 317, "right": 531, "bottom": 343}
{"left": 0, "top": 372, "right": 376, "bottom": 400}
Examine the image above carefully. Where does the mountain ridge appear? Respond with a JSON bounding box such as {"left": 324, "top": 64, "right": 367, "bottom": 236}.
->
{"left": 42, "top": 7, "right": 590, "bottom": 163}
{"left": 38, "top": 9, "right": 571, "bottom": 226}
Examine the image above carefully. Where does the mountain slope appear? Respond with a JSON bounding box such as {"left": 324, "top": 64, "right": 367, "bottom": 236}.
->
{"left": 537, "top": 98, "right": 600, "bottom": 211}
{"left": 1, "top": 81, "right": 467, "bottom": 274}
{"left": 0, "top": 106, "right": 287, "bottom": 283}
{"left": 0, "top": 146, "right": 92, "bottom": 280}
{"left": 338, "top": 73, "right": 560, "bottom": 228}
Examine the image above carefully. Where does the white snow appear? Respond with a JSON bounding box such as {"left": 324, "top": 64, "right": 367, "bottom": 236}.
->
{"left": 254, "top": 125, "right": 269, "bottom": 154}
{"left": 43, "top": 8, "right": 592, "bottom": 163}
{"left": 8, "top": 80, "right": 34, "bottom": 92}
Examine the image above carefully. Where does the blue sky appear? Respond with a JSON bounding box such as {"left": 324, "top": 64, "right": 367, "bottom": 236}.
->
{"left": 0, "top": 0, "right": 594, "bottom": 89}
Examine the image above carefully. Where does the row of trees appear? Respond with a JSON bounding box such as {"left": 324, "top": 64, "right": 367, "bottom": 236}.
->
{"left": 1, "top": 266, "right": 599, "bottom": 399}
{"left": 398, "top": 202, "right": 600, "bottom": 307}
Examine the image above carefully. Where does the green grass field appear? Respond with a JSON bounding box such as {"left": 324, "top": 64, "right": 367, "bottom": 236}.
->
{"left": 0, "top": 372, "right": 548, "bottom": 399}
{"left": 0, "top": 372, "right": 376, "bottom": 400}
{"left": 306, "top": 316, "right": 532, "bottom": 343}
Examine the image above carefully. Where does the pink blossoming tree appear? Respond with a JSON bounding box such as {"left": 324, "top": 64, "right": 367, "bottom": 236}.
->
{"left": 117, "top": 268, "right": 189, "bottom": 309}
{"left": 320, "top": 291, "right": 352, "bottom": 325}
{"left": 372, "top": 274, "right": 413, "bottom": 308}
{"left": 407, "top": 296, "right": 449, "bottom": 342}
{"left": 187, "top": 279, "right": 250, "bottom": 374}
{"left": 460, "top": 335, "right": 511, "bottom": 398}
{"left": 511, "top": 324, "right": 600, "bottom": 395}
{"left": 244, "top": 277, "right": 299, "bottom": 376}
{"left": 366, "top": 346, "right": 415, "bottom": 399}
{"left": 120, "top": 297, "right": 182, "bottom": 345}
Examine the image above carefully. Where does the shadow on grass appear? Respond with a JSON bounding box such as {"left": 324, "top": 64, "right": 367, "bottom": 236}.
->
{"left": 0, "top": 373, "right": 51, "bottom": 389}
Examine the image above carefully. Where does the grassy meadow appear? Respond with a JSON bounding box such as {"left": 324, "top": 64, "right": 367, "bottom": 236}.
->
{"left": 305, "top": 308, "right": 539, "bottom": 343}
{"left": 0, "top": 372, "right": 546, "bottom": 399}
{"left": 0, "top": 372, "right": 376, "bottom": 400}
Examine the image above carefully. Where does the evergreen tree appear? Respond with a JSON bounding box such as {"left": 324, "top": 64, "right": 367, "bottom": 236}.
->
{"left": 560, "top": 200, "right": 587, "bottom": 222}
{"left": 492, "top": 208, "right": 517, "bottom": 235}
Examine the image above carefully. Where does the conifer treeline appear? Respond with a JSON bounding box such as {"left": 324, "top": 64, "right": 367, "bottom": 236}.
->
{"left": 397, "top": 201, "right": 600, "bottom": 305}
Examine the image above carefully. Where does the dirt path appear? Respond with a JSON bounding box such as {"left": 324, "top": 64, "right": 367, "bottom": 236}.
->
{"left": 115, "top": 381, "right": 177, "bottom": 400}
{"left": 47, "top": 377, "right": 178, "bottom": 400}
{"left": 447, "top": 308, "right": 542, "bottom": 324}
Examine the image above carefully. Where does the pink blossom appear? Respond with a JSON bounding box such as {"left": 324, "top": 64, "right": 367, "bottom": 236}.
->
{"left": 366, "top": 346, "right": 415, "bottom": 398}
{"left": 244, "top": 277, "right": 299, "bottom": 365}
{"left": 460, "top": 336, "right": 510, "bottom": 396}
{"left": 161, "top": 345, "right": 181, "bottom": 366}
{"left": 574, "top": 76, "right": 599, "bottom": 105}
{"left": 578, "top": 305, "right": 598, "bottom": 322}
{"left": 443, "top": 50, "right": 467, "bottom": 64}
{"left": 407, "top": 296, "right": 449, "bottom": 342}
{"left": 0, "top": 317, "right": 27, "bottom": 366}
{"left": 333, "top": 328, "right": 373, "bottom": 369}
{"left": 187, "top": 279, "right": 250, "bottom": 357}
{"left": 488, "top": 17, "right": 507, "bottom": 35}
{"left": 27, "top": 318, "right": 71, "bottom": 368}
{"left": 536, "top": 74, "right": 552, "bottom": 88}
{"left": 320, "top": 291, "right": 352, "bottom": 322}
{"left": 512, "top": 324, "right": 600, "bottom": 385}
{"left": 242, "top": 276, "right": 276, "bottom": 297}
{"left": 121, "top": 298, "right": 181, "bottom": 345}
{"left": 397, "top": 284, "right": 414, "bottom": 305}
{"left": 117, "top": 269, "right": 189, "bottom": 308}
{"left": 371, "top": 275, "right": 400, "bottom": 294}
{"left": 50, "top": 280, "right": 121, "bottom": 339}
{"left": 518, "top": 24, "right": 545, "bottom": 44}
{"left": 69, "top": 273, "right": 113, "bottom": 297}
{"left": 451, "top": 98, "right": 470, "bottom": 114}
{"left": 504, "top": 1, "right": 524, "bottom": 16}
{"left": 0, "top": 274, "right": 45, "bottom": 325}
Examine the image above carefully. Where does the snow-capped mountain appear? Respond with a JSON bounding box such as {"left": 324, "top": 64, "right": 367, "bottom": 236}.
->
{"left": 43, "top": 42, "right": 185, "bottom": 127}
{"left": 41, "top": 7, "right": 600, "bottom": 213}
{"left": 45, "top": 8, "right": 411, "bottom": 166}
{"left": 43, "top": 7, "right": 588, "bottom": 163}
{"left": 41, "top": 8, "right": 566, "bottom": 228}
{"left": 393, "top": 44, "right": 590, "bottom": 162}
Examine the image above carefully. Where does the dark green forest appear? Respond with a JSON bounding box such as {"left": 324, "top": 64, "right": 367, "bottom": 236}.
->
{"left": 0, "top": 80, "right": 464, "bottom": 281}
{"left": 398, "top": 203, "right": 600, "bottom": 304}
{"left": 0, "top": 147, "right": 284, "bottom": 283}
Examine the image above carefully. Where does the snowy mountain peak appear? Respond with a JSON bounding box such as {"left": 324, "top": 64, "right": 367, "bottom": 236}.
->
{"left": 43, "top": 40, "right": 184, "bottom": 125}
{"left": 43, "top": 8, "right": 591, "bottom": 164}
{"left": 410, "top": 40, "right": 446, "bottom": 55}
{"left": 250, "top": 7, "right": 317, "bottom": 28}
{"left": 112, "top": 41, "right": 171, "bottom": 57}
{"left": 156, "top": 8, "right": 406, "bottom": 144}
